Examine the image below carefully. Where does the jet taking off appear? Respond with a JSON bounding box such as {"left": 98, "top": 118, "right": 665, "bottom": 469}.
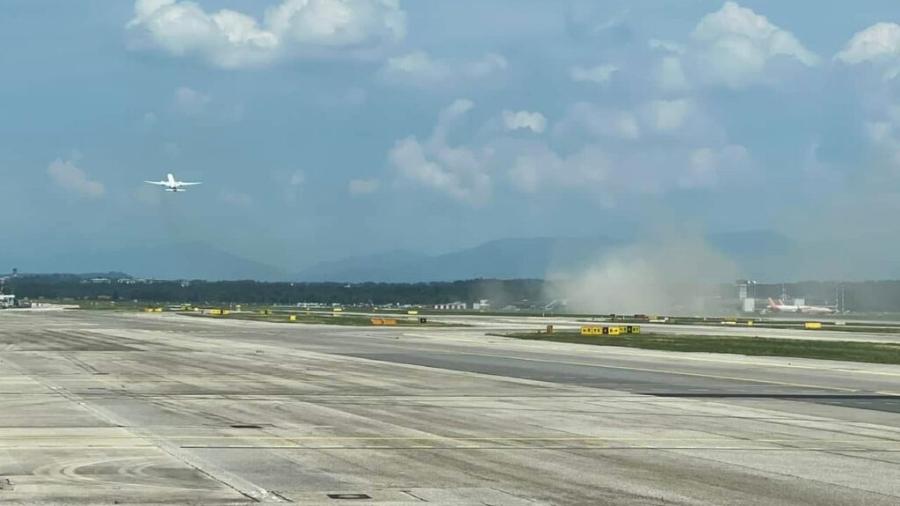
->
{"left": 145, "top": 173, "right": 201, "bottom": 192}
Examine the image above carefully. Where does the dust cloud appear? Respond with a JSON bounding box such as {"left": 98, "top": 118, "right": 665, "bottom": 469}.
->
{"left": 548, "top": 230, "right": 737, "bottom": 316}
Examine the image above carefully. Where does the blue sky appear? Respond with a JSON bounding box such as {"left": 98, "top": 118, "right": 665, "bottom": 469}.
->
{"left": 4, "top": 0, "right": 900, "bottom": 275}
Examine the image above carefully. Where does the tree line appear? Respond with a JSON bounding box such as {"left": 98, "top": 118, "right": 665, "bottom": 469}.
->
{"left": 9, "top": 274, "right": 900, "bottom": 313}
{"left": 5, "top": 275, "right": 550, "bottom": 307}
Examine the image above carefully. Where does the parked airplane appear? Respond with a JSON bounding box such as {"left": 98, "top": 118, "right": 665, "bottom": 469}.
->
{"left": 767, "top": 298, "right": 835, "bottom": 314}
{"left": 144, "top": 173, "right": 201, "bottom": 192}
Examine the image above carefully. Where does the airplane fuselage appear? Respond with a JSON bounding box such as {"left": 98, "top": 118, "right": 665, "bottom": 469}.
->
{"left": 163, "top": 173, "right": 181, "bottom": 191}
{"left": 145, "top": 172, "right": 200, "bottom": 192}
{"left": 773, "top": 305, "right": 834, "bottom": 314}
{"left": 767, "top": 299, "right": 835, "bottom": 314}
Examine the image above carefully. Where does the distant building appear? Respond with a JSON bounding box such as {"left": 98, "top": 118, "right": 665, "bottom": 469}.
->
{"left": 736, "top": 280, "right": 759, "bottom": 313}
{"left": 742, "top": 297, "right": 756, "bottom": 313}
{"left": 472, "top": 299, "right": 490, "bottom": 311}
{"left": 434, "top": 301, "right": 467, "bottom": 310}
{"left": 0, "top": 294, "right": 16, "bottom": 308}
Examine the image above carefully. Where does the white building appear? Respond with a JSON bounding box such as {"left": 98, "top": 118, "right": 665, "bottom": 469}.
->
{"left": 434, "top": 302, "right": 467, "bottom": 310}
{"left": 0, "top": 294, "right": 15, "bottom": 308}
{"left": 472, "top": 299, "right": 490, "bottom": 311}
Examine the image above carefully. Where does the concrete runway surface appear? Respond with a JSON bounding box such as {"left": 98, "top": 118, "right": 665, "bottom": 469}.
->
{"left": 2, "top": 311, "right": 900, "bottom": 504}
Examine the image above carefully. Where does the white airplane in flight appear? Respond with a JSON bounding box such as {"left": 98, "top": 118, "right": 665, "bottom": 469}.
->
{"left": 144, "top": 173, "right": 201, "bottom": 192}
{"left": 767, "top": 298, "right": 836, "bottom": 314}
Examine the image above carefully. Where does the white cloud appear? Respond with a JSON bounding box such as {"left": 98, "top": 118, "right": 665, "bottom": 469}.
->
{"left": 656, "top": 56, "right": 690, "bottom": 92}
{"left": 127, "top": 0, "right": 406, "bottom": 69}
{"left": 680, "top": 145, "right": 749, "bottom": 189}
{"left": 387, "top": 93, "right": 747, "bottom": 204}
{"left": 557, "top": 99, "right": 717, "bottom": 145}
{"left": 864, "top": 119, "right": 900, "bottom": 171}
{"left": 641, "top": 99, "right": 692, "bottom": 132}
{"left": 837, "top": 23, "right": 900, "bottom": 67}
{"left": 649, "top": 39, "right": 685, "bottom": 55}
{"left": 348, "top": 178, "right": 380, "bottom": 195}
{"left": 379, "top": 51, "right": 507, "bottom": 88}
{"left": 266, "top": 0, "right": 405, "bottom": 48}
{"left": 173, "top": 86, "right": 210, "bottom": 115}
{"left": 502, "top": 110, "right": 546, "bottom": 133}
{"left": 390, "top": 138, "right": 490, "bottom": 204}
{"left": 529, "top": 92, "right": 745, "bottom": 197}
{"left": 388, "top": 99, "right": 491, "bottom": 205}
{"left": 565, "top": 5, "right": 629, "bottom": 42}
{"left": 282, "top": 170, "right": 307, "bottom": 204}
{"left": 508, "top": 142, "right": 750, "bottom": 198}
{"left": 289, "top": 170, "right": 306, "bottom": 186}
{"left": 867, "top": 121, "right": 893, "bottom": 144}
{"left": 508, "top": 145, "right": 610, "bottom": 195}
{"left": 569, "top": 64, "right": 617, "bottom": 85}
{"left": 142, "top": 111, "right": 158, "bottom": 127}
{"left": 838, "top": 26, "right": 900, "bottom": 175}
{"left": 47, "top": 158, "right": 105, "bottom": 198}
{"left": 688, "top": 1, "right": 818, "bottom": 88}
{"left": 556, "top": 103, "right": 641, "bottom": 141}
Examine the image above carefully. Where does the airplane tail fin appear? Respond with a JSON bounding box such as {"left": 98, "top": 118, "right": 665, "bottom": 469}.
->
{"left": 767, "top": 298, "right": 777, "bottom": 308}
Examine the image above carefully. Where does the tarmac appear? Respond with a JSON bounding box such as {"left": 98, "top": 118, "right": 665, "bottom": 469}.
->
{"left": 2, "top": 310, "right": 900, "bottom": 504}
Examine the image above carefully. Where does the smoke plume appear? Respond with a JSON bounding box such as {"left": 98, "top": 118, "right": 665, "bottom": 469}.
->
{"left": 549, "top": 230, "right": 737, "bottom": 315}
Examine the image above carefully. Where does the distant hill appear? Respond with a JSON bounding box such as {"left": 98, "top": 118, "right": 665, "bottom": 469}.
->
{"left": 5, "top": 242, "right": 290, "bottom": 281}
{"left": 3, "top": 231, "right": 794, "bottom": 283}
{"left": 296, "top": 231, "right": 793, "bottom": 282}
{"left": 295, "top": 250, "right": 431, "bottom": 283}
{"left": 108, "top": 243, "right": 291, "bottom": 281}
{"left": 297, "top": 236, "right": 620, "bottom": 282}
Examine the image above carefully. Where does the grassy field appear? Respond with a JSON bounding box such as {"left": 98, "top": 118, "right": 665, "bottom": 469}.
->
{"left": 75, "top": 300, "right": 153, "bottom": 311}
{"left": 181, "top": 311, "right": 461, "bottom": 327}
{"left": 60, "top": 301, "right": 459, "bottom": 327}
{"left": 499, "top": 331, "right": 900, "bottom": 365}
{"left": 580, "top": 317, "right": 900, "bottom": 334}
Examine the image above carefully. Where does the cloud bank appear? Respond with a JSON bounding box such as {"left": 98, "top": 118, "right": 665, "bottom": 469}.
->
{"left": 47, "top": 158, "right": 105, "bottom": 198}
{"left": 127, "top": 0, "right": 406, "bottom": 69}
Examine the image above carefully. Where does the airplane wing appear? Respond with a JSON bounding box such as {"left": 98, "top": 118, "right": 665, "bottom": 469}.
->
{"left": 179, "top": 182, "right": 202, "bottom": 186}
{"left": 144, "top": 181, "right": 168, "bottom": 185}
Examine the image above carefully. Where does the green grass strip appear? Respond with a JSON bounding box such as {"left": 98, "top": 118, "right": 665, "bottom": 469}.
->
{"left": 500, "top": 332, "right": 900, "bottom": 365}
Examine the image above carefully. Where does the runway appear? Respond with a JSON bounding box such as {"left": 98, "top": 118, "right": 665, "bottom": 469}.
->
{"left": 2, "top": 310, "right": 900, "bottom": 504}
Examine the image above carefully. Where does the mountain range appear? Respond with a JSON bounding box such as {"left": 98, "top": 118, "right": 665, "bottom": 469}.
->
{"left": 4, "top": 231, "right": 791, "bottom": 282}
{"left": 296, "top": 231, "right": 791, "bottom": 282}
{"left": 4, "top": 243, "right": 290, "bottom": 281}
